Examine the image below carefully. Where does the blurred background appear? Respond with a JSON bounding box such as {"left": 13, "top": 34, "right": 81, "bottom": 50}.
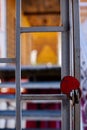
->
{"left": 0, "top": 0, "right": 87, "bottom": 130}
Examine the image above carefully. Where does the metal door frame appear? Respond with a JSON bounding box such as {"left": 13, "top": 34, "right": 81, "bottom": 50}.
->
{"left": 15, "top": 0, "right": 80, "bottom": 130}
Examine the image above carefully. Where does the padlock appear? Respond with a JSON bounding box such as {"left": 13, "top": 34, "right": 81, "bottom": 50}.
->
{"left": 60, "top": 76, "right": 81, "bottom": 104}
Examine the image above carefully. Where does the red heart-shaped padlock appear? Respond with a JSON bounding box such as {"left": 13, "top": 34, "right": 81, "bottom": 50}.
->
{"left": 61, "top": 76, "right": 81, "bottom": 97}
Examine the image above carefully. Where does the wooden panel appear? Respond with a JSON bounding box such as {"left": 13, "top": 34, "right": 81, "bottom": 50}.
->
{"left": 22, "top": 0, "right": 60, "bottom": 13}
{"left": 6, "top": 0, "right": 16, "bottom": 58}
{"left": 27, "top": 15, "right": 60, "bottom": 26}
{"left": 22, "top": 0, "right": 60, "bottom": 26}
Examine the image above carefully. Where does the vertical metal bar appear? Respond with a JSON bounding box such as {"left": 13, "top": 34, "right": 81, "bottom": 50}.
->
{"left": 72, "top": 0, "right": 81, "bottom": 129}
{"left": 69, "top": 1, "right": 74, "bottom": 130}
{"left": 72, "top": 0, "right": 80, "bottom": 81}
{"left": 61, "top": 0, "right": 70, "bottom": 78}
{"left": 16, "top": 0, "right": 21, "bottom": 130}
{"left": 62, "top": 99, "right": 72, "bottom": 130}
{"left": 69, "top": 0, "right": 74, "bottom": 76}
{"left": 61, "top": 0, "right": 71, "bottom": 130}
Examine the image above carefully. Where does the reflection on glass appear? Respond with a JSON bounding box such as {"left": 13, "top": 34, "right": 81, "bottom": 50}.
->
{"left": 21, "top": 32, "right": 61, "bottom": 66}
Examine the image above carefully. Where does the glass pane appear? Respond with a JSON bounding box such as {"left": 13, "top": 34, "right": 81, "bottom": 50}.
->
{"left": 21, "top": 0, "right": 61, "bottom": 27}
{"left": 21, "top": 32, "right": 61, "bottom": 66}
{"left": 6, "top": 0, "right": 16, "bottom": 58}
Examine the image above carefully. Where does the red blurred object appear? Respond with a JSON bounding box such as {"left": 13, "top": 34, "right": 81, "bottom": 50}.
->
{"left": 61, "top": 76, "right": 81, "bottom": 97}
{"left": 0, "top": 78, "right": 28, "bottom": 94}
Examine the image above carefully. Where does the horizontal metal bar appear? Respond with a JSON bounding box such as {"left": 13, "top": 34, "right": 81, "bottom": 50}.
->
{"left": 0, "top": 110, "right": 61, "bottom": 120}
{"left": 20, "top": 26, "right": 69, "bottom": 33}
{"left": 0, "top": 82, "right": 15, "bottom": 88}
{"left": 0, "top": 58, "right": 16, "bottom": 63}
{"left": 0, "top": 94, "right": 62, "bottom": 103}
{"left": 0, "top": 82, "right": 60, "bottom": 89}
{"left": 21, "top": 94, "right": 67, "bottom": 101}
{"left": 0, "top": 65, "right": 61, "bottom": 71}
{"left": 24, "top": 11, "right": 60, "bottom": 15}
{"left": 0, "top": 94, "right": 15, "bottom": 100}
